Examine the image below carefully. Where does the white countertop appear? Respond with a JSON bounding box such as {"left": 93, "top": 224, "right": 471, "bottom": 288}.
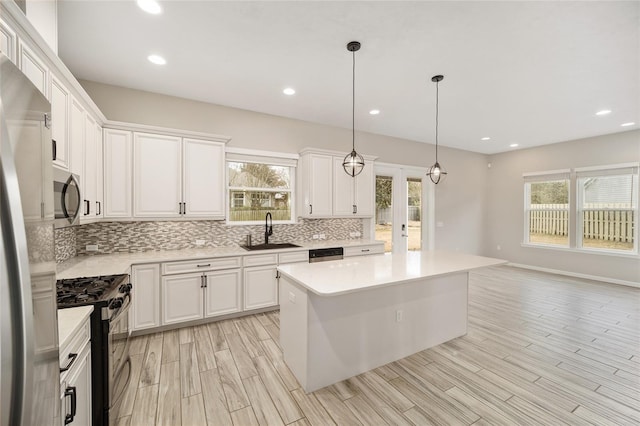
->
{"left": 277, "top": 250, "right": 507, "bottom": 296}
{"left": 57, "top": 239, "right": 383, "bottom": 279}
{"left": 58, "top": 305, "right": 93, "bottom": 350}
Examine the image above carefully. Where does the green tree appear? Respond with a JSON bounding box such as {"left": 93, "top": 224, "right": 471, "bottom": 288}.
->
{"left": 376, "top": 176, "right": 393, "bottom": 209}
{"left": 531, "top": 181, "right": 568, "bottom": 204}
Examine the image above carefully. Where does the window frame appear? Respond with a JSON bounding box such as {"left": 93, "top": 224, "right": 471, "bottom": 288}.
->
{"left": 523, "top": 169, "right": 571, "bottom": 248}
{"left": 575, "top": 163, "right": 639, "bottom": 255}
{"left": 225, "top": 149, "right": 297, "bottom": 226}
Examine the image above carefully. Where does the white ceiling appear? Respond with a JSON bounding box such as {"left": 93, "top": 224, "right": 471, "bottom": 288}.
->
{"left": 57, "top": 1, "right": 639, "bottom": 154}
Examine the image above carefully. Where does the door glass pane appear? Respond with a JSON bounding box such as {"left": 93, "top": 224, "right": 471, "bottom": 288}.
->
{"left": 407, "top": 178, "right": 422, "bottom": 251}
{"left": 375, "top": 175, "right": 393, "bottom": 252}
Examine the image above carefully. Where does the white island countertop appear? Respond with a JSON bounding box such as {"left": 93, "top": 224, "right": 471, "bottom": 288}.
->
{"left": 277, "top": 250, "right": 507, "bottom": 296}
{"left": 58, "top": 305, "right": 93, "bottom": 349}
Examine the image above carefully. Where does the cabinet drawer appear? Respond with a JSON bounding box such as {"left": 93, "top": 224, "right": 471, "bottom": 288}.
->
{"left": 278, "top": 251, "right": 309, "bottom": 264}
{"left": 344, "top": 244, "right": 384, "bottom": 257}
{"left": 162, "top": 257, "right": 241, "bottom": 275}
{"left": 243, "top": 253, "right": 278, "bottom": 267}
{"left": 59, "top": 317, "right": 90, "bottom": 372}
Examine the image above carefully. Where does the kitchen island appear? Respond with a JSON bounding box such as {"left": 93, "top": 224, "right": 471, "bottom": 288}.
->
{"left": 277, "top": 250, "right": 506, "bottom": 392}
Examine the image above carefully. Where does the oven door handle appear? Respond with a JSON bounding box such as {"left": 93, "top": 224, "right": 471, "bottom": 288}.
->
{"left": 109, "top": 293, "right": 131, "bottom": 325}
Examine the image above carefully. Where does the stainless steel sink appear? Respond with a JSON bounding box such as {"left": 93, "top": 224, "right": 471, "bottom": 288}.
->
{"left": 241, "top": 243, "right": 301, "bottom": 251}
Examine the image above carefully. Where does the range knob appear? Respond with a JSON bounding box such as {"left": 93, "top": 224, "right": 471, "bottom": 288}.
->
{"left": 109, "top": 297, "right": 123, "bottom": 309}
{"left": 119, "top": 283, "right": 132, "bottom": 294}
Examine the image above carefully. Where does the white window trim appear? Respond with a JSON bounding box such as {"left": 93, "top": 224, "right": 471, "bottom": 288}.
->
{"left": 523, "top": 171, "right": 571, "bottom": 247}
{"left": 226, "top": 155, "right": 297, "bottom": 225}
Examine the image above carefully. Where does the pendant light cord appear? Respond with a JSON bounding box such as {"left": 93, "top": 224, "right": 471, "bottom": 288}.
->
{"left": 352, "top": 49, "right": 356, "bottom": 152}
{"left": 435, "top": 79, "right": 439, "bottom": 162}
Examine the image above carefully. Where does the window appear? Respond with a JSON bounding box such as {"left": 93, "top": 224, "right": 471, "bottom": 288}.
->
{"left": 227, "top": 153, "right": 295, "bottom": 223}
{"left": 524, "top": 171, "right": 570, "bottom": 247}
{"left": 576, "top": 165, "right": 638, "bottom": 252}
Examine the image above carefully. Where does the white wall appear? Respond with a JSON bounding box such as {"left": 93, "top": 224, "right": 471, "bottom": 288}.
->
{"left": 80, "top": 80, "right": 490, "bottom": 255}
{"left": 485, "top": 130, "right": 640, "bottom": 284}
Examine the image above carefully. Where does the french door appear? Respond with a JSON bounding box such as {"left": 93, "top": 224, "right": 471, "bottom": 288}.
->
{"left": 374, "top": 164, "right": 434, "bottom": 253}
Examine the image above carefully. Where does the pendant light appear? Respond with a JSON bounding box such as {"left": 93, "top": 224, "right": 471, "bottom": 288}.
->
{"left": 343, "top": 41, "right": 365, "bottom": 177}
{"left": 427, "top": 74, "right": 447, "bottom": 184}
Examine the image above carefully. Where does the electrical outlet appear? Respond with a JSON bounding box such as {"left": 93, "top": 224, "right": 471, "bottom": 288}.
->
{"left": 354, "top": 231, "right": 361, "bottom": 237}
{"left": 319, "top": 233, "right": 326, "bottom": 240}
{"left": 86, "top": 244, "right": 98, "bottom": 252}
{"left": 396, "top": 310, "right": 403, "bottom": 322}
{"left": 195, "top": 239, "right": 206, "bottom": 246}
{"left": 312, "top": 234, "right": 319, "bottom": 240}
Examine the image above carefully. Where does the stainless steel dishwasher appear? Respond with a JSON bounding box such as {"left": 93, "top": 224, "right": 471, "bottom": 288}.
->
{"left": 309, "top": 247, "right": 344, "bottom": 263}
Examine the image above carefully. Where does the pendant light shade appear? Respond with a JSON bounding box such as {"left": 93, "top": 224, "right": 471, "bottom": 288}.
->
{"left": 427, "top": 74, "right": 448, "bottom": 184}
{"left": 343, "top": 41, "right": 365, "bottom": 177}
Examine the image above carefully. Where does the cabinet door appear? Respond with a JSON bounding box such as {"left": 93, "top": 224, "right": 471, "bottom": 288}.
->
{"left": 333, "top": 156, "right": 356, "bottom": 216}
{"left": 133, "top": 132, "right": 182, "bottom": 218}
{"left": 103, "top": 129, "right": 132, "bottom": 218}
{"left": 183, "top": 138, "right": 225, "bottom": 218}
{"left": 308, "top": 154, "right": 333, "bottom": 216}
{"left": 161, "top": 273, "right": 204, "bottom": 325}
{"left": 63, "top": 341, "right": 92, "bottom": 426}
{"left": 95, "top": 125, "right": 104, "bottom": 218}
{"left": 18, "top": 40, "right": 48, "bottom": 98}
{"left": 69, "top": 98, "right": 84, "bottom": 178}
{"left": 0, "top": 17, "right": 17, "bottom": 63}
{"left": 243, "top": 265, "right": 278, "bottom": 310}
{"left": 50, "top": 76, "right": 69, "bottom": 170}
{"left": 81, "top": 115, "right": 97, "bottom": 221}
{"left": 204, "top": 269, "right": 242, "bottom": 318}
{"left": 354, "top": 160, "right": 374, "bottom": 217}
{"left": 131, "top": 264, "right": 160, "bottom": 330}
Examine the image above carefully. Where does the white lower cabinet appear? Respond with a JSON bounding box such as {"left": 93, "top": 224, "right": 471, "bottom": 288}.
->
{"left": 131, "top": 264, "right": 160, "bottom": 331}
{"left": 61, "top": 341, "right": 91, "bottom": 426}
{"left": 244, "top": 265, "right": 278, "bottom": 310}
{"left": 161, "top": 273, "right": 205, "bottom": 325}
{"left": 204, "top": 269, "right": 242, "bottom": 317}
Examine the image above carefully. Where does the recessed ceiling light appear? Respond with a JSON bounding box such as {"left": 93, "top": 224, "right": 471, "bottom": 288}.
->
{"left": 283, "top": 88, "right": 296, "bottom": 95}
{"left": 147, "top": 54, "right": 166, "bottom": 65}
{"left": 509, "top": 143, "right": 519, "bottom": 148}
{"left": 595, "top": 109, "right": 611, "bottom": 116}
{"left": 481, "top": 137, "right": 490, "bottom": 141}
{"left": 621, "top": 122, "right": 635, "bottom": 127}
{"left": 137, "top": 0, "right": 162, "bottom": 14}
{"left": 369, "top": 109, "right": 380, "bottom": 115}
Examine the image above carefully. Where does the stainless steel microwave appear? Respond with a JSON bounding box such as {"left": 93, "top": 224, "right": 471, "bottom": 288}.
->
{"left": 53, "top": 167, "right": 80, "bottom": 228}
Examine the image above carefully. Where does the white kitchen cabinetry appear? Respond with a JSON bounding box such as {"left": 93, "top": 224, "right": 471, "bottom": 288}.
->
{"left": 17, "top": 39, "right": 48, "bottom": 99}
{"left": 244, "top": 264, "right": 278, "bottom": 310}
{"left": 133, "top": 132, "right": 225, "bottom": 219}
{"left": 131, "top": 264, "right": 160, "bottom": 331}
{"left": 343, "top": 243, "right": 384, "bottom": 257}
{"left": 81, "top": 114, "right": 97, "bottom": 222}
{"left": 69, "top": 98, "right": 84, "bottom": 178}
{"left": 95, "top": 124, "right": 104, "bottom": 218}
{"left": 299, "top": 149, "right": 376, "bottom": 218}
{"left": 183, "top": 138, "right": 225, "bottom": 217}
{"left": 162, "top": 273, "right": 204, "bottom": 325}
{"left": 103, "top": 129, "right": 132, "bottom": 218}
{"left": 50, "top": 75, "right": 69, "bottom": 170}
{"left": 0, "top": 17, "right": 17, "bottom": 63}
{"left": 160, "top": 256, "right": 242, "bottom": 326}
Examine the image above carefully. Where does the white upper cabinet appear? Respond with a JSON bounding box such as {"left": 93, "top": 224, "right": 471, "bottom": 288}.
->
{"left": 69, "top": 97, "right": 84, "bottom": 178}
{"left": 133, "top": 133, "right": 225, "bottom": 219}
{"left": 133, "top": 132, "right": 182, "bottom": 218}
{"left": 17, "top": 39, "right": 48, "bottom": 99}
{"left": 0, "top": 17, "right": 17, "bottom": 63}
{"left": 182, "top": 138, "right": 225, "bottom": 218}
{"left": 299, "top": 149, "right": 376, "bottom": 218}
{"left": 103, "top": 129, "right": 132, "bottom": 218}
{"left": 50, "top": 75, "right": 69, "bottom": 170}
{"left": 95, "top": 124, "right": 104, "bottom": 218}
{"left": 299, "top": 153, "right": 333, "bottom": 217}
{"left": 81, "top": 114, "right": 97, "bottom": 221}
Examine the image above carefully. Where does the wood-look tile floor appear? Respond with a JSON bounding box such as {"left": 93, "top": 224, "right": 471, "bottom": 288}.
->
{"left": 117, "top": 266, "right": 640, "bottom": 425}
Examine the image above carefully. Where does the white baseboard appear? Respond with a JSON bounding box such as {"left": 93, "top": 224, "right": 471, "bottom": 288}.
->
{"left": 507, "top": 263, "right": 640, "bottom": 289}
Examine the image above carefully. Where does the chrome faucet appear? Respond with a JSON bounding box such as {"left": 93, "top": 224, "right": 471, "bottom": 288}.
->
{"left": 265, "top": 212, "right": 273, "bottom": 244}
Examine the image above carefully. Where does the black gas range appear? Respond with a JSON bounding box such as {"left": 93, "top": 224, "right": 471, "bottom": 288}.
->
{"left": 57, "top": 274, "right": 133, "bottom": 426}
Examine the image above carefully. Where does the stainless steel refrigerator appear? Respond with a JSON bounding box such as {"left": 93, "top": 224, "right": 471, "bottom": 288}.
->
{"left": 0, "top": 53, "right": 59, "bottom": 425}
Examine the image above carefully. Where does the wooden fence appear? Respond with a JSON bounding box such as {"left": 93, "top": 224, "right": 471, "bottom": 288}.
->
{"left": 529, "top": 204, "right": 635, "bottom": 243}
{"left": 376, "top": 206, "right": 421, "bottom": 224}
{"left": 229, "top": 209, "right": 290, "bottom": 222}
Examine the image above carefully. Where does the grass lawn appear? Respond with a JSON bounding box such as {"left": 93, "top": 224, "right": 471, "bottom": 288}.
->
{"left": 375, "top": 222, "right": 422, "bottom": 252}
{"left": 530, "top": 233, "right": 633, "bottom": 250}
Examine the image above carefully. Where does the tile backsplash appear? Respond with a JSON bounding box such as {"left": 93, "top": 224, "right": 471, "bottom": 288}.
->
{"left": 55, "top": 218, "right": 363, "bottom": 261}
